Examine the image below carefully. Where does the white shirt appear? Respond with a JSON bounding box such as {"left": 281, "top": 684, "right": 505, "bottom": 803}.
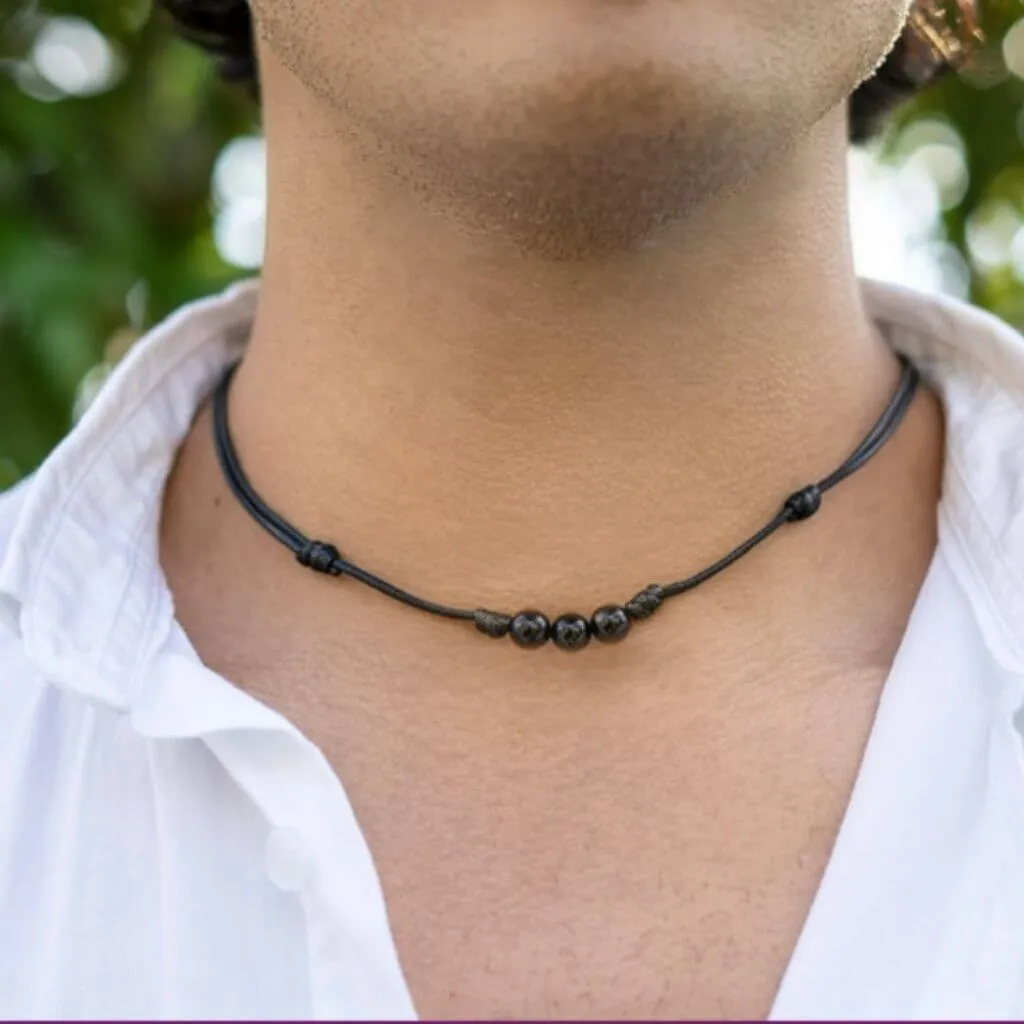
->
{"left": 2, "top": 276, "right": 1024, "bottom": 1020}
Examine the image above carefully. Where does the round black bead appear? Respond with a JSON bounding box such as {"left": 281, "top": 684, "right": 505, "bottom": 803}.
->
{"left": 473, "top": 609, "right": 513, "bottom": 638}
{"left": 625, "top": 584, "right": 664, "bottom": 620}
{"left": 784, "top": 485, "right": 822, "bottom": 521}
{"left": 551, "top": 614, "right": 592, "bottom": 652}
{"left": 297, "top": 541, "right": 343, "bottom": 575}
{"left": 591, "top": 604, "right": 631, "bottom": 643}
{"left": 509, "top": 610, "right": 551, "bottom": 648}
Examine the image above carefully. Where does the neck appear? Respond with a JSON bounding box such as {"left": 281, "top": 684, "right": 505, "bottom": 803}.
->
{"left": 225, "top": 97, "right": 899, "bottom": 612}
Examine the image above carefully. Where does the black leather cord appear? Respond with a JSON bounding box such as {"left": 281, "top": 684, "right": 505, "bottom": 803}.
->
{"left": 211, "top": 354, "right": 920, "bottom": 649}
{"left": 212, "top": 366, "right": 476, "bottom": 622}
{"left": 662, "top": 353, "right": 919, "bottom": 599}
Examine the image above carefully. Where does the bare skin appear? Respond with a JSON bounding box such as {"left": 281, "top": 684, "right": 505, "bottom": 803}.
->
{"left": 161, "top": 0, "right": 941, "bottom": 1016}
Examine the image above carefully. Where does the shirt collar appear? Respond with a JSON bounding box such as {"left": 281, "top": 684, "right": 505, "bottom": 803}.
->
{"left": 0, "top": 277, "right": 257, "bottom": 709}
{"left": 861, "top": 278, "right": 1024, "bottom": 674}
{"left": 3, "top": 275, "right": 1024, "bottom": 711}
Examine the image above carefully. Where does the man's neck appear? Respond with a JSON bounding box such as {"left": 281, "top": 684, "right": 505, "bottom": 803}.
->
{"left": 222, "top": 99, "right": 901, "bottom": 612}
{"left": 156, "top": 52, "right": 946, "bottom": 1018}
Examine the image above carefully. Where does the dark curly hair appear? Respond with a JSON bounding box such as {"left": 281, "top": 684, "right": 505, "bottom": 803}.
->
{"left": 157, "top": 0, "right": 949, "bottom": 144}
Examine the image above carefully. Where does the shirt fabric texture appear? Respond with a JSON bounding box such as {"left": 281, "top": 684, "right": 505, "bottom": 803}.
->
{"left": 3, "top": 277, "right": 1024, "bottom": 1019}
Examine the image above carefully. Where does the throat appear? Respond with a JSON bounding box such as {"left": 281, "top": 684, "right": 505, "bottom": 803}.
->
{"left": 218, "top": 308, "right": 908, "bottom": 616}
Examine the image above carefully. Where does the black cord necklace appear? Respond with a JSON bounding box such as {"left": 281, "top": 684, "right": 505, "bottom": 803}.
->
{"left": 212, "top": 356, "right": 919, "bottom": 652}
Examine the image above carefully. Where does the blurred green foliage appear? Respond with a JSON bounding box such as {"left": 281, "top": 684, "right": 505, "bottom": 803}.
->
{"left": 1, "top": 0, "right": 255, "bottom": 487}
{"left": 1, "top": 0, "right": 1024, "bottom": 487}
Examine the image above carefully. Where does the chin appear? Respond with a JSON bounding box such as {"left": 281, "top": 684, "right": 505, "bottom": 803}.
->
{"left": 333, "top": 2, "right": 809, "bottom": 258}
{"left": 257, "top": 0, "right": 861, "bottom": 257}
{"left": 399, "top": 123, "right": 741, "bottom": 261}
{"left": 384, "top": 63, "right": 785, "bottom": 260}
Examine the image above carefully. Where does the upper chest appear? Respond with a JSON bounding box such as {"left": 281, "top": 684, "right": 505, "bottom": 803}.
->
{"left": 5, "top": 624, "right": 1021, "bottom": 1021}
{"left": 219, "top": 632, "right": 890, "bottom": 1020}
{"left": 158, "top": 513, "right": 991, "bottom": 1018}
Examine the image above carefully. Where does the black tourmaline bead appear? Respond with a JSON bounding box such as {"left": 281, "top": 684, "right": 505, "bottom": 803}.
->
{"left": 509, "top": 610, "right": 552, "bottom": 648}
{"left": 783, "top": 484, "right": 823, "bottom": 521}
{"left": 591, "top": 604, "right": 631, "bottom": 643}
{"left": 551, "top": 614, "right": 592, "bottom": 652}
{"left": 625, "top": 584, "right": 664, "bottom": 620}
{"left": 473, "top": 609, "right": 513, "bottom": 638}
{"left": 297, "top": 540, "right": 344, "bottom": 575}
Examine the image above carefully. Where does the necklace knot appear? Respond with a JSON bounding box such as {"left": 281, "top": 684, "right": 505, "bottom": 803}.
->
{"left": 297, "top": 541, "right": 344, "bottom": 575}
{"left": 625, "top": 584, "right": 664, "bottom": 620}
{"left": 784, "top": 485, "right": 823, "bottom": 522}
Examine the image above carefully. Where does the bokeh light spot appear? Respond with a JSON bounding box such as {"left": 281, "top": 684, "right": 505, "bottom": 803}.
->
{"left": 30, "top": 16, "right": 122, "bottom": 97}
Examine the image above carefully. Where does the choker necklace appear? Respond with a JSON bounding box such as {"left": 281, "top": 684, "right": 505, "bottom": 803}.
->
{"left": 212, "top": 356, "right": 919, "bottom": 653}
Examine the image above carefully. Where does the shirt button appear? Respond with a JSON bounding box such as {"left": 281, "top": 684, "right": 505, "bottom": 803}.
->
{"left": 264, "top": 826, "right": 313, "bottom": 892}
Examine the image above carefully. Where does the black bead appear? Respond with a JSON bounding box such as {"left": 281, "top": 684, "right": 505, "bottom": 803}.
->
{"left": 509, "top": 610, "right": 551, "bottom": 648}
{"left": 591, "top": 604, "right": 631, "bottom": 643}
{"left": 784, "top": 484, "right": 823, "bottom": 521}
{"left": 297, "top": 540, "right": 343, "bottom": 575}
{"left": 552, "top": 614, "right": 592, "bottom": 652}
{"left": 473, "top": 609, "right": 512, "bottom": 638}
{"left": 625, "top": 584, "right": 664, "bottom": 620}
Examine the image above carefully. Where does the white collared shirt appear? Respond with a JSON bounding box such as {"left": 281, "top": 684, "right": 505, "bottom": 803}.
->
{"left": 3, "top": 277, "right": 1024, "bottom": 1019}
